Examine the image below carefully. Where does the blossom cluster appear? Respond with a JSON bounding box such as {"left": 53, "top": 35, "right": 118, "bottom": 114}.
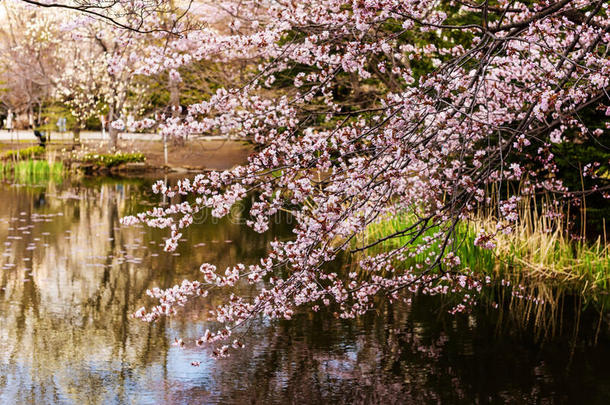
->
{"left": 116, "top": 0, "right": 610, "bottom": 357}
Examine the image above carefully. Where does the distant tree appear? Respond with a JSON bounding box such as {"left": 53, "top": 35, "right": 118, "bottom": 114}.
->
{"left": 0, "top": 4, "right": 62, "bottom": 126}
{"left": 1, "top": 1, "right": 181, "bottom": 147}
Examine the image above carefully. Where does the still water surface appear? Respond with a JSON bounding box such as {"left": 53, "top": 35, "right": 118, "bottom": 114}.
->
{"left": 1, "top": 177, "right": 609, "bottom": 404}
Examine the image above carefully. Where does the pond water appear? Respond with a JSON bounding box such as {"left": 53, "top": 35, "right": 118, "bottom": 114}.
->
{"left": 1, "top": 177, "right": 610, "bottom": 404}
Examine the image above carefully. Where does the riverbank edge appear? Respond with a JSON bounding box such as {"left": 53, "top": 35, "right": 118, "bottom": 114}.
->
{"left": 361, "top": 210, "right": 610, "bottom": 296}
{"left": 0, "top": 139, "right": 253, "bottom": 175}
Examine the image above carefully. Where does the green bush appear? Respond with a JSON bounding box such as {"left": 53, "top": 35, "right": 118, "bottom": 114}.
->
{"left": 80, "top": 152, "right": 146, "bottom": 167}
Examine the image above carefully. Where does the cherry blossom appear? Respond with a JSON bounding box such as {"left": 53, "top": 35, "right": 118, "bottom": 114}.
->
{"left": 110, "top": 0, "right": 610, "bottom": 356}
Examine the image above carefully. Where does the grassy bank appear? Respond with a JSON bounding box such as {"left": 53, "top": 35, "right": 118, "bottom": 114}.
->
{"left": 1, "top": 145, "right": 152, "bottom": 177}
{"left": 1, "top": 145, "right": 45, "bottom": 160}
{"left": 79, "top": 152, "right": 146, "bottom": 167}
{"left": 0, "top": 160, "right": 64, "bottom": 184}
{"left": 363, "top": 202, "right": 610, "bottom": 291}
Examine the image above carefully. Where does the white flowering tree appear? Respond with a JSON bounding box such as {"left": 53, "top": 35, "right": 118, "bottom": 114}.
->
{"left": 0, "top": 4, "right": 63, "bottom": 126}
{"left": 3, "top": 0, "right": 181, "bottom": 147}
{"left": 21, "top": 0, "right": 610, "bottom": 358}
{"left": 56, "top": 14, "right": 164, "bottom": 147}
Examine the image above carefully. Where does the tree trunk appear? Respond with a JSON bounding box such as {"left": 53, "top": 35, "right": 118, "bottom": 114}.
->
{"left": 170, "top": 82, "right": 180, "bottom": 118}
{"left": 108, "top": 104, "right": 118, "bottom": 150}
{"left": 72, "top": 127, "right": 81, "bottom": 145}
{"left": 109, "top": 126, "right": 118, "bottom": 151}
{"left": 169, "top": 80, "right": 184, "bottom": 145}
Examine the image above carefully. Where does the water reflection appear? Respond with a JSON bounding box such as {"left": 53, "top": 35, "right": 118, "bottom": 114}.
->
{"left": 0, "top": 178, "right": 285, "bottom": 404}
{"left": 0, "top": 178, "right": 609, "bottom": 404}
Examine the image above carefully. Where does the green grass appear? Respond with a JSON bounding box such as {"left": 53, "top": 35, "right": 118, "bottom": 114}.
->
{"left": 2, "top": 146, "right": 45, "bottom": 161}
{"left": 80, "top": 152, "right": 146, "bottom": 167}
{"left": 357, "top": 201, "right": 610, "bottom": 338}
{"left": 0, "top": 160, "right": 64, "bottom": 184}
{"left": 464, "top": 211, "right": 610, "bottom": 289}
{"left": 361, "top": 206, "right": 610, "bottom": 290}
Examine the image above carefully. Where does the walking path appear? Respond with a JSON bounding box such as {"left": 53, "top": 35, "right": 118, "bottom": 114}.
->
{"left": 0, "top": 131, "right": 252, "bottom": 171}
{"left": 0, "top": 130, "right": 230, "bottom": 142}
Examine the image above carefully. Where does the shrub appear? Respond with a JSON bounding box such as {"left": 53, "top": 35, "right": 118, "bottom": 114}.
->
{"left": 80, "top": 152, "right": 146, "bottom": 167}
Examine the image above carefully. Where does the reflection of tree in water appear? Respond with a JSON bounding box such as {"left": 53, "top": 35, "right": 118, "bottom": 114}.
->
{"left": 0, "top": 180, "right": 290, "bottom": 404}
{"left": 0, "top": 183, "right": 163, "bottom": 403}
{"left": 2, "top": 180, "right": 610, "bottom": 404}
{"left": 176, "top": 293, "right": 610, "bottom": 404}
